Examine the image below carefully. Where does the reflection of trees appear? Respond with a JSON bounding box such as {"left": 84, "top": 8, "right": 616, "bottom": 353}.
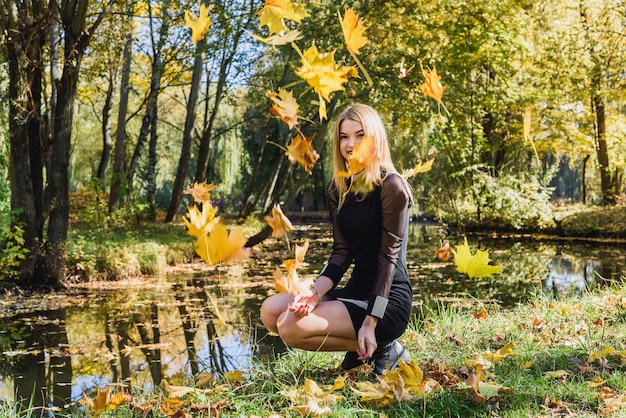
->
{"left": 132, "top": 304, "right": 163, "bottom": 386}
{"left": 12, "top": 308, "right": 72, "bottom": 408}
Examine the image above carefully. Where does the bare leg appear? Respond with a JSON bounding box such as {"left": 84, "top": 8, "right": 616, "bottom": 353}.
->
{"left": 277, "top": 300, "right": 359, "bottom": 352}
{"left": 260, "top": 293, "right": 293, "bottom": 334}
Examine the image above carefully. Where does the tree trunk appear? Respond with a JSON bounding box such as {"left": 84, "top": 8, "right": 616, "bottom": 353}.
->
{"left": 126, "top": 0, "right": 171, "bottom": 197}
{"left": 96, "top": 72, "right": 116, "bottom": 190}
{"left": 165, "top": 40, "right": 205, "bottom": 222}
{"left": 146, "top": 104, "right": 158, "bottom": 220}
{"left": 109, "top": 2, "right": 134, "bottom": 212}
{"left": 592, "top": 95, "right": 616, "bottom": 205}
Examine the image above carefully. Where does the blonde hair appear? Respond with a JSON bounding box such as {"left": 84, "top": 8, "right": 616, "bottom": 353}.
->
{"left": 331, "top": 104, "right": 398, "bottom": 207}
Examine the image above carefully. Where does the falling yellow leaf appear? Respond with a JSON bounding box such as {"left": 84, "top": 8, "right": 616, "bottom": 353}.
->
{"left": 266, "top": 88, "right": 299, "bottom": 129}
{"left": 401, "top": 158, "right": 434, "bottom": 179}
{"left": 294, "top": 44, "right": 356, "bottom": 119}
{"left": 273, "top": 264, "right": 313, "bottom": 295}
{"left": 419, "top": 64, "right": 449, "bottom": 114}
{"left": 435, "top": 242, "right": 451, "bottom": 261}
{"left": 264, "top": 204, "right": 293, "bottom": 238}
{"left": 337, "top": 135, "right": 377, "bottom": 179}
{"left": 294, "top": 239, "right": 309, "bottom": 265}
{"left": 184, "top": 181, "right": 215, "bottom": 204}
{"left": 195, "top": 222, "right": 251, "bottom": 266}
{"left": 183, "top": 202, "right": 220, "bottom": 238}
{"left": 339, "top": 8, "right": 372, "bottom": 86}
{"left": 285, "top": 133, "right": 320, "bottom": 174}
{"left": 184, "top": 4, "right": 212, "bottom": 43}
{"left": 258, "top": 0, "right": 309, "bottom": 35}
{"left": 247, "top": 28, "right": 303, "bottom": 46}
{"left": 452, "top": 237, "right": 503, "bottom": 279}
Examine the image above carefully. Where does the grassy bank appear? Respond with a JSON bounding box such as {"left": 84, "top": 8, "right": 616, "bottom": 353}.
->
{"left": 4, "top": 282, "right": 626, "bottom": 417}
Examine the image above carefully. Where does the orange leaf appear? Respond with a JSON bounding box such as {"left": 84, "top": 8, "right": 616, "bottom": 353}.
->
{"left": 285, "top": 133, "right": 320, "bottom": 174}
{"left": 184, "top": 181, "right": 215, "bottom": 204}
{"left": 419, "top": 65, "right": 448, "bottom": 114}
{"left": 266, "top": 88, "right": 299, "bottom": 129}
{"left": 264, "top": 204, "right": 293, "bottom": 238}
{"left": 337, "top": 135, "right": 377, "bottom": 178}
{"left": 184, "top": 4, "right": 212, "bottom": 43}
{"left": 435, "top": 242, "right": 451, "bottom": 261}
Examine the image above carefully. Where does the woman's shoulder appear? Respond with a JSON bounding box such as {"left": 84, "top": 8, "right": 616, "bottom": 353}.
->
{"left": 381, "top": 173, "right": 412, "bottom": 205}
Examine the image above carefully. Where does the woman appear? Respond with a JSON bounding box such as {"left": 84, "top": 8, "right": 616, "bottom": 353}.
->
{"left": 260, "top": 104, "right": 413, "bottom": 374}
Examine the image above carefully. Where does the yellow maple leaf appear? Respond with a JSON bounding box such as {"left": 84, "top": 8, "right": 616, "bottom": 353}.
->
{"left": 401, "top": 158, "right": 434, "bottom": 179}
{"left": 295, "top": 44, "right": 356, "bottom": 119}
{"left": 350, "top": 380, "right": 396, "bottom": 406}
{"left": 285, "top": 133, "right": 320, "bottom": 174}
{"left": 164, "top": 385, "right": 195, "bottom": 399}
{"left": 339, "top": 8, "right": 372, "bottom": 86}
{"left": 184, "top": 4, "right": 212, "bottom": 43}
{"left": 589, "top": 345, "right": 616, "bottom": 362}
{"left": 282, "top": 378, "right": 343, "bottom": 407}
{"left": 184, "top": 181, "right": 215, "bottom": 204}
{"left": 225, "top": 369, "right": 246, "bottom": 383}
{"left": 264, "top": 203, "right": 293, "bottom": 238}
{"left": 183, "top": 202, "right": 219, "bottom": 238}
{"left": 79, "top": 387, "right": 131, "bottom": 415}
{"left": 273, "top": 263, "right": 312, "bottom": 295}
{"left": 482, "top": 342, "right": 518, "bottom": 362}
{"left": 419, "top": 64, "right": 449, "bottom": 114}
{"left": 452, "top": 237, "right": 503, "bottom": 279}
{"left": 266, "top": 88, "right": 299, "bottom": 129}
{"left": 295, "top": 239, "right": 309, "bottom": 265}
{"left": 387, "top": 359, "right": 424, "bottom": 396}
{"left": 195, "top": 222, "right": 251, "bottom": 266}
{"left": 258, "top": 0, "right": 309, "bottom": 35}
{"left": 247, "top": 28, "right": 303, "bottom": 46}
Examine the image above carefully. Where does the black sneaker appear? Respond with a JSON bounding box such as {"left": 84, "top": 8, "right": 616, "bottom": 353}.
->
{"left": 341, "top": 351, "right": 366, "bottom": 370}
{"left": 371, "top": 340, "right": 410, "bottom": 375}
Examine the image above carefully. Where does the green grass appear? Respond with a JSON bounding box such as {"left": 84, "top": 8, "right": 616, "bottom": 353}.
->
{"left": 7, "top": 282, "right": 626, "bottom": 417}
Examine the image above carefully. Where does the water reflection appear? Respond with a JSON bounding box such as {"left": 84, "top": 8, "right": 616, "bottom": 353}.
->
{"left": 0, "top": 222, "right": 624, "bottom": 408}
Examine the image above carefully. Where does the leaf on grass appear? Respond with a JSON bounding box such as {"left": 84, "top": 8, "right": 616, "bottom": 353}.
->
{"left": 184, "top": 181, "right": 215, "bottom": 204}
{"left": 194, "top": 372, "right": 214, "bottom": 387}
{"left": 282, "top": 378, "right": 343, "bottom": 413}
{"left": 185, "top": 4, "right": 212, "bottom": 43}
{"left": 350, "top": 380, "right": 396, "bottom": 406}
{"left": 165, "top": 385, "right": 195, "bottom": 399}
{"left": 452, "top": 237, "right": 503, "bottom": 279}
{"left": 482, "top": 342, "right": 517, "bottom": 362}
{"left": 79, "top": 387, "right": 131, "bottom": 415}
{"left": 589, "top": 346, "right": 615, "bottom": 362}
{"left": 544, "top": 370, "right": 570, "bottom": 379}
{"left": 265, "top": 204, "right": 293, "bottom": 238}
{"left": 266, "top": 88, "right": 299, "bottom": 129}
{"left": 388, "top": 359, "right": 424, "bottom": 396}
{"left": 258, "top": 0, "right": 309, "bottom": 35}
{"left": 225, "top": 370, "right": 246, "bottom": 383}
{"left": 285, "top": 133, "right": 320, "bottom": 174}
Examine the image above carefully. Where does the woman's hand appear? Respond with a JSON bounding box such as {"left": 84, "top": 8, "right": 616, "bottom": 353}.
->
{"left": 357, "top": 316, "right": 378, "bottom": 360}
{"left": 288, "top": 291, "right": 319, "bottom": 317}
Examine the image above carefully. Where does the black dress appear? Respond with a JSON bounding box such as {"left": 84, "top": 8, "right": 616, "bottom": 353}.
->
{"left": 321, "top": 173, "right": 413, "bottom": 343}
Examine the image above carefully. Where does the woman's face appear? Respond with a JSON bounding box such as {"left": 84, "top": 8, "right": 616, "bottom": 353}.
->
{"left": 339, "top": 118, "right": 364, "bottom": 163}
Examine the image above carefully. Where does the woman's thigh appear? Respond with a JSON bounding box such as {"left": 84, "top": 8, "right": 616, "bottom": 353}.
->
{"left": 278, "top": 299, "right": 357, "bottom": 340}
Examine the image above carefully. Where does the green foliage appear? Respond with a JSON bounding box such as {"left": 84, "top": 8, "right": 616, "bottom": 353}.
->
{"left": 0, "top": 210, "right": 29, "bottom": 280}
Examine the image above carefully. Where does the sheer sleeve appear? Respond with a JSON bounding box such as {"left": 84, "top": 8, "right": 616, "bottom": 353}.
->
{"left": 366, "top": 174, "right": 411, "bottom": 319}
{"left": 319, "top": 181, "right": 353, "bottom": 287}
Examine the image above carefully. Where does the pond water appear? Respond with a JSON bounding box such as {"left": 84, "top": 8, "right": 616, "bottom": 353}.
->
{"left": 0, "top": 222, "right": 624, "bottom": 408}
